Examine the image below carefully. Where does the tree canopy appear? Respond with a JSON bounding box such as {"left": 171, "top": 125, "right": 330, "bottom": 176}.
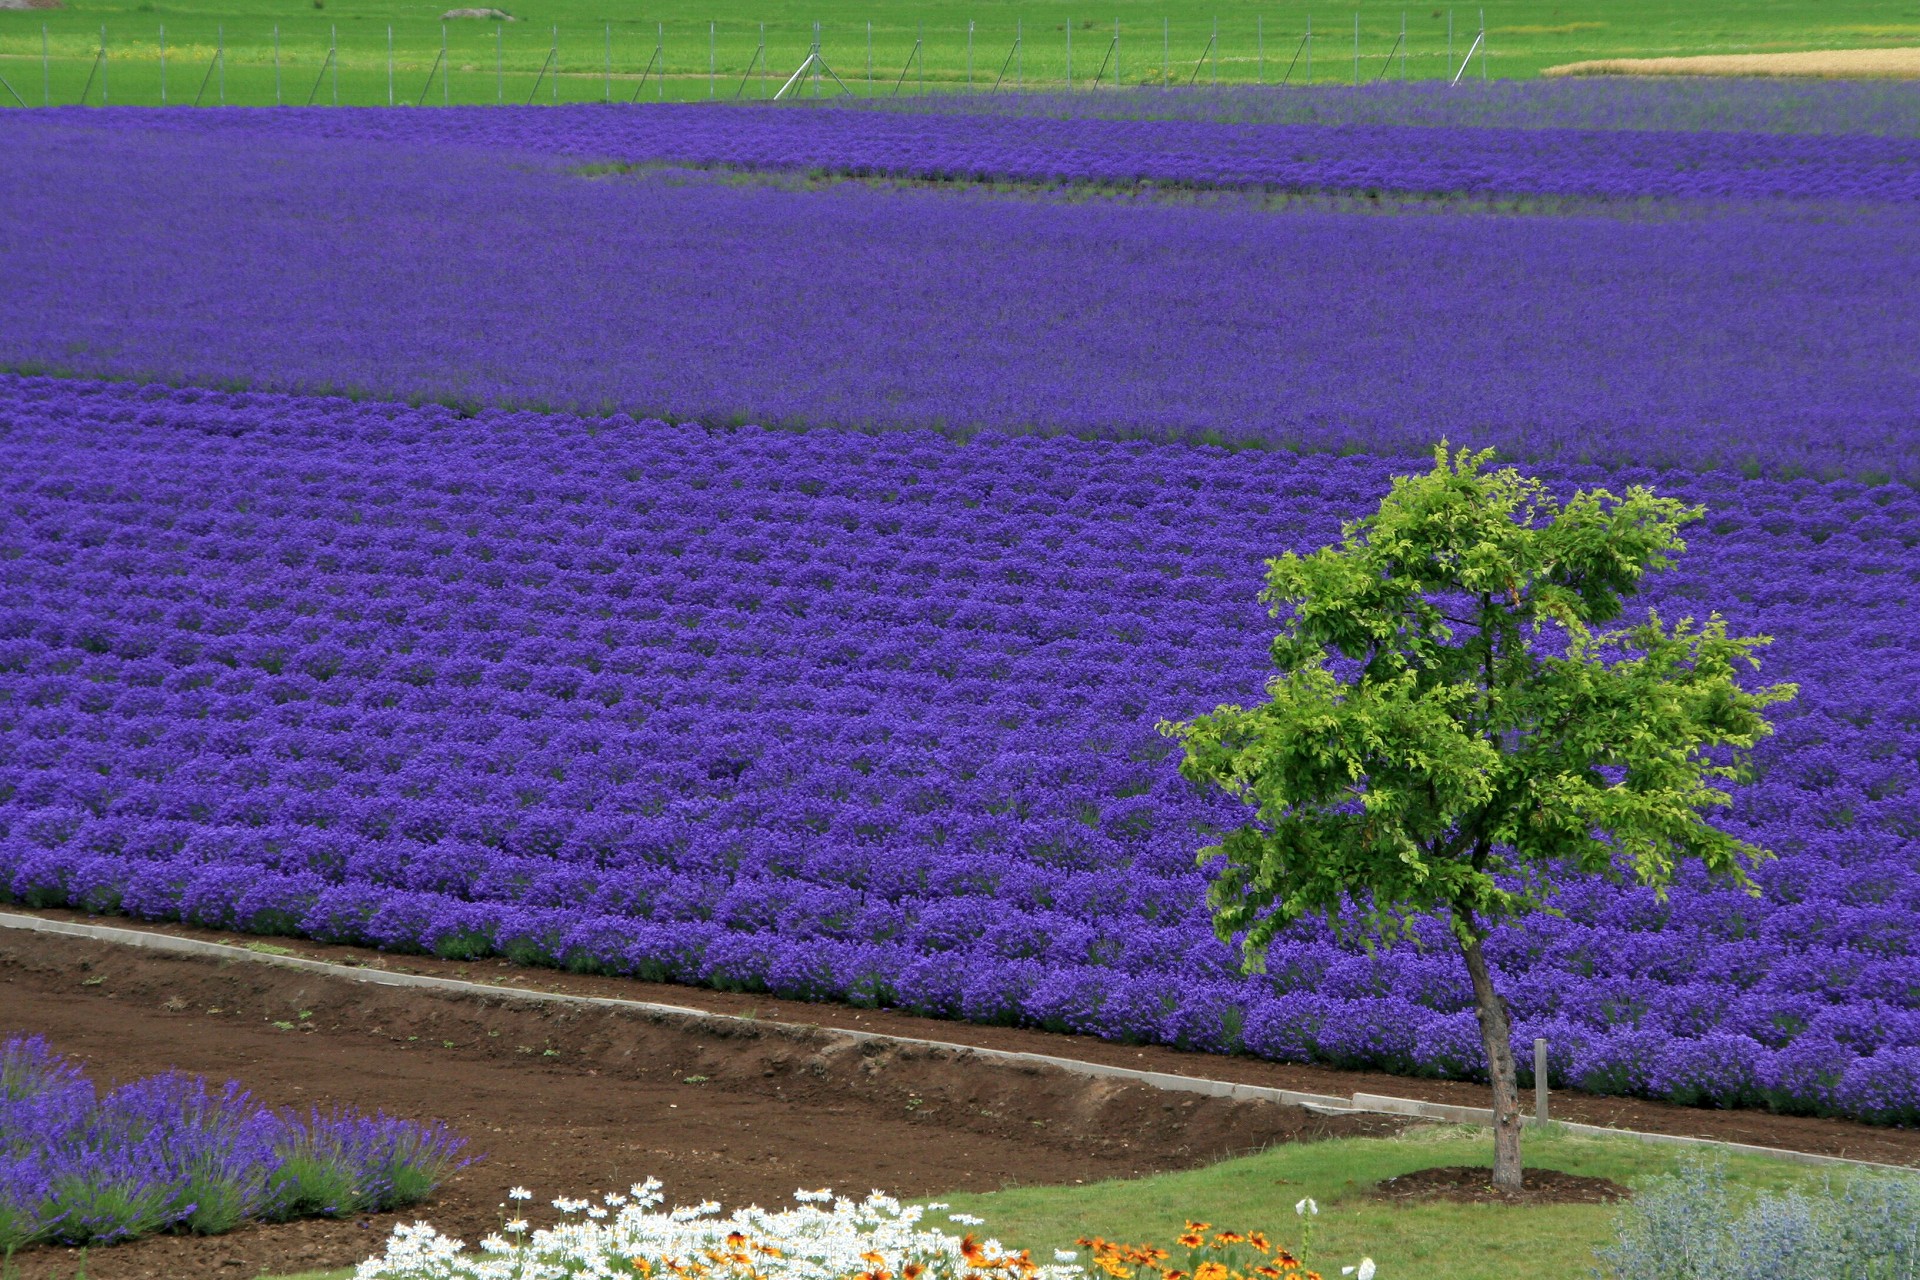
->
{"left": 1164, "top": 445, "right": 1795, "bottom": 963}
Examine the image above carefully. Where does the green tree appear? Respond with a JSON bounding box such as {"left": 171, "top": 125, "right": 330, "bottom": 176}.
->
{"left": 1158, "top": 446, "right": 1793, "bottom": 1188}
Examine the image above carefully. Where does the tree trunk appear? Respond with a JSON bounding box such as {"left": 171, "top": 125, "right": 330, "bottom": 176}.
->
{"left": 1458, "top": 930, "right": 1523, "bottom": 1189}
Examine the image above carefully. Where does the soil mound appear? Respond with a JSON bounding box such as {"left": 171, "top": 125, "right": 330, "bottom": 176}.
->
{"left": 1369, "top": 1165, "right": 1629, "bottom": 1206}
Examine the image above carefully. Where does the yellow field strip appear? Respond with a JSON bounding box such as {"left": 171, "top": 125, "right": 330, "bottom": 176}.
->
{"left": 1544, "top": 47, "right": 1920, "bottom": 78}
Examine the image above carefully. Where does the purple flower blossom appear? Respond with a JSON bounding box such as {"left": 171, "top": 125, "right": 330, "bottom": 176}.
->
{"left": 0, "top": 1034, "right": 467, "bottom": 1250}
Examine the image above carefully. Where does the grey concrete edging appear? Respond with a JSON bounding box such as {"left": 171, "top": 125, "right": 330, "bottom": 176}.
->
{"left": 2, "top": 909, "right": 1911, "bottom": 1174}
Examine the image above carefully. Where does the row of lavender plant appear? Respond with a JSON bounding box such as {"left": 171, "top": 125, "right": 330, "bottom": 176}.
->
{"left": 102, "top": 103, "right": 1920, "bottom": 202}
{"left": 0, "top": 1035, "right": 466, "bottom": 1253}
{"left": 2, "top": 376, "right": 1915, "bottom": 1123}
{"left": 859, "top": 80, "right": 1920, "bottom": 136}
{"left": 4, "top": 117, "right": 1915, "bottom": 481}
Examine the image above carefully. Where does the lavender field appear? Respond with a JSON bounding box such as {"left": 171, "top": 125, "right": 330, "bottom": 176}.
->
{"left": 2, "top": 85, "right": 1917, "bottom": 1127}
{"left": 3, "top": 103, "right": 1918, "bottom": 478}
{"left": 2, "top": 374, "right": 1916, "bottom": 1123}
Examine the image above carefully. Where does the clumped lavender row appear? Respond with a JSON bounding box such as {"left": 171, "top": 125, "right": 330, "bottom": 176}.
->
{"left": 0, "top": 1035, "right": 466, "bottom": 1252}
{"left": 3, "top": 118, "right": 1916, "bottom": 480}
{"left": 2, "top": 376, "right": 1916, "bottom": 1124}
{"left": 99, "top": 103, "right": 1920, "bottom": 203}
{"left": 860, "top": 81, "right": 1920, "bottom": 137}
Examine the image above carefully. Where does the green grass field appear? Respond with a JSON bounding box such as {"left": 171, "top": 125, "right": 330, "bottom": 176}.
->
{"left": 2, "top": 0, "right": 1916, "bottom": 107}
{"left": 251, "top": 1126, "right": 1859, "bottom": 1280}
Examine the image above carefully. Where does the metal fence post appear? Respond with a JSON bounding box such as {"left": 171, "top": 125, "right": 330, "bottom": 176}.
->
{"left": 100, "top": 25, "right": 108, "bottom": 105}
{"left": 1534, "top": 1038, "right": 1549, "bottom": 1122}
{"left": 1351, "top": 10, "right": 1358, "bottom": 85}
{"left": 387, "top": 25, "right": 394, "bottom": 104}
{"left": 274, "top": 24, "right": 282, "bottom": 104}
{"left": 1161, "top": 16, "right": 1167, "bottom": 85}
{"left": 159, "top": 23, "right": 166, "bottom": 104}
{"left": 708, "top": 20, "right": 714, "bottom": 99}
{"left": 967, "top": 19, "right": 973, "bottom": 89}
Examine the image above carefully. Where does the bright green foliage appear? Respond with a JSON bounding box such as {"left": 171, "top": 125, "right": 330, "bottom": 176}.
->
{"left": 1161, "top": 445, "right": 1795, "bottom": 966}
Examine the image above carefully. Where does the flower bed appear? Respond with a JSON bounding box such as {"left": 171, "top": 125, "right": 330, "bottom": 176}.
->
{"left": 352, "top": 1182, "right": 1367, "bottom": 1280}
{"left": 1, "top": 377, "right": 1915, "bottom": 1123}
{"left": 0, "top": 1035, "right": 467, "bottom": 1253}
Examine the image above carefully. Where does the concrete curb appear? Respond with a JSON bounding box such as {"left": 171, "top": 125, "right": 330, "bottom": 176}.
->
{"left": 3, "top": 909, "right": 1912, "bottom": 1174}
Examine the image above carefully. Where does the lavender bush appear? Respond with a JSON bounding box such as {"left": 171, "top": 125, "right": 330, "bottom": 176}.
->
{"left": 2, "top": 376, "right": 1915, "bottom": 1124}
{"left": 1595, "top": 1159, "right": 1920, "bottom": 1279}
{"left": 3, "top": 111, "right": 1915, "bottom": 480}
{"left": 0, "top": 1036, "right": 466, "bottom": 1252}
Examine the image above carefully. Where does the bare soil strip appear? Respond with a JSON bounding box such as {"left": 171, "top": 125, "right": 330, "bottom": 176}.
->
{"left": 1543, "top": 48, "right": 1920, "bottom": 78}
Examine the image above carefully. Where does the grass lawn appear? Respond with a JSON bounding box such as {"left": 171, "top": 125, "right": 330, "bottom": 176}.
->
{"left": 252, "top": 1124, "right": 1849, "bottom": 1280}
{"left": 2, "top": 0, "right": 1916, "bottom": 106}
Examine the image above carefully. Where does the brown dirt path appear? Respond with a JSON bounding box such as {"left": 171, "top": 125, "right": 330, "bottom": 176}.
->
{"left": 9, "top": 907, "right": 1916, "bottom": 1165}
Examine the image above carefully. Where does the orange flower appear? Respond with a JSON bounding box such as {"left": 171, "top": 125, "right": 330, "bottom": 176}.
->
{"left": 632, "top": 1260, "right": 654, "bottom": 1277}
{"left": 1194, "top": 1261, "right": 1229, "bottom": 1280}
{"left": 1184, "top": 1222, "right": 1212, "bottom": 1235}
{"left": 1246, "top": 1234, "right": 1271, "bottom": 1253}
{"left": 1212, "top": 1232, "right": 1246, "bottom": 1247}
{"left": 904, "top": 1264, "right": 926, "bottom": 1280}
{"left": 961, "top": 1236, "right": 988, "bottom": 1265}
{"left": 1176, "top": 1234, "right": 1205, "bottom": 1250}
{"left": 1255, "top": 1266, "right": 1283, "bottom": 1278}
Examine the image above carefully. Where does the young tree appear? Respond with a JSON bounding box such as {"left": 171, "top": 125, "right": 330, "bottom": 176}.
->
{"left": 1159, "top": 446, "right": 1794, "bottom": 1188}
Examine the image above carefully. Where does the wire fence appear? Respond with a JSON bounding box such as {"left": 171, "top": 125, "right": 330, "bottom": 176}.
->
{"left": 0, "top": 9, "right": 1491, "bottom": 108}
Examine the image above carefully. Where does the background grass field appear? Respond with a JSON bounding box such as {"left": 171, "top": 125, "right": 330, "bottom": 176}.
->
{"left": 255, "top": 1127, "right": 1859, "bottom": 1280}
{"left": 3, "top": 0, "right": 1917, "bottom": 107}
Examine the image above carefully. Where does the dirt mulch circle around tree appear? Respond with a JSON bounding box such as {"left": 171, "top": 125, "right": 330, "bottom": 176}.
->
{"left": 1369, "top": 1165, "right": 1631, "bottom": 1207}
